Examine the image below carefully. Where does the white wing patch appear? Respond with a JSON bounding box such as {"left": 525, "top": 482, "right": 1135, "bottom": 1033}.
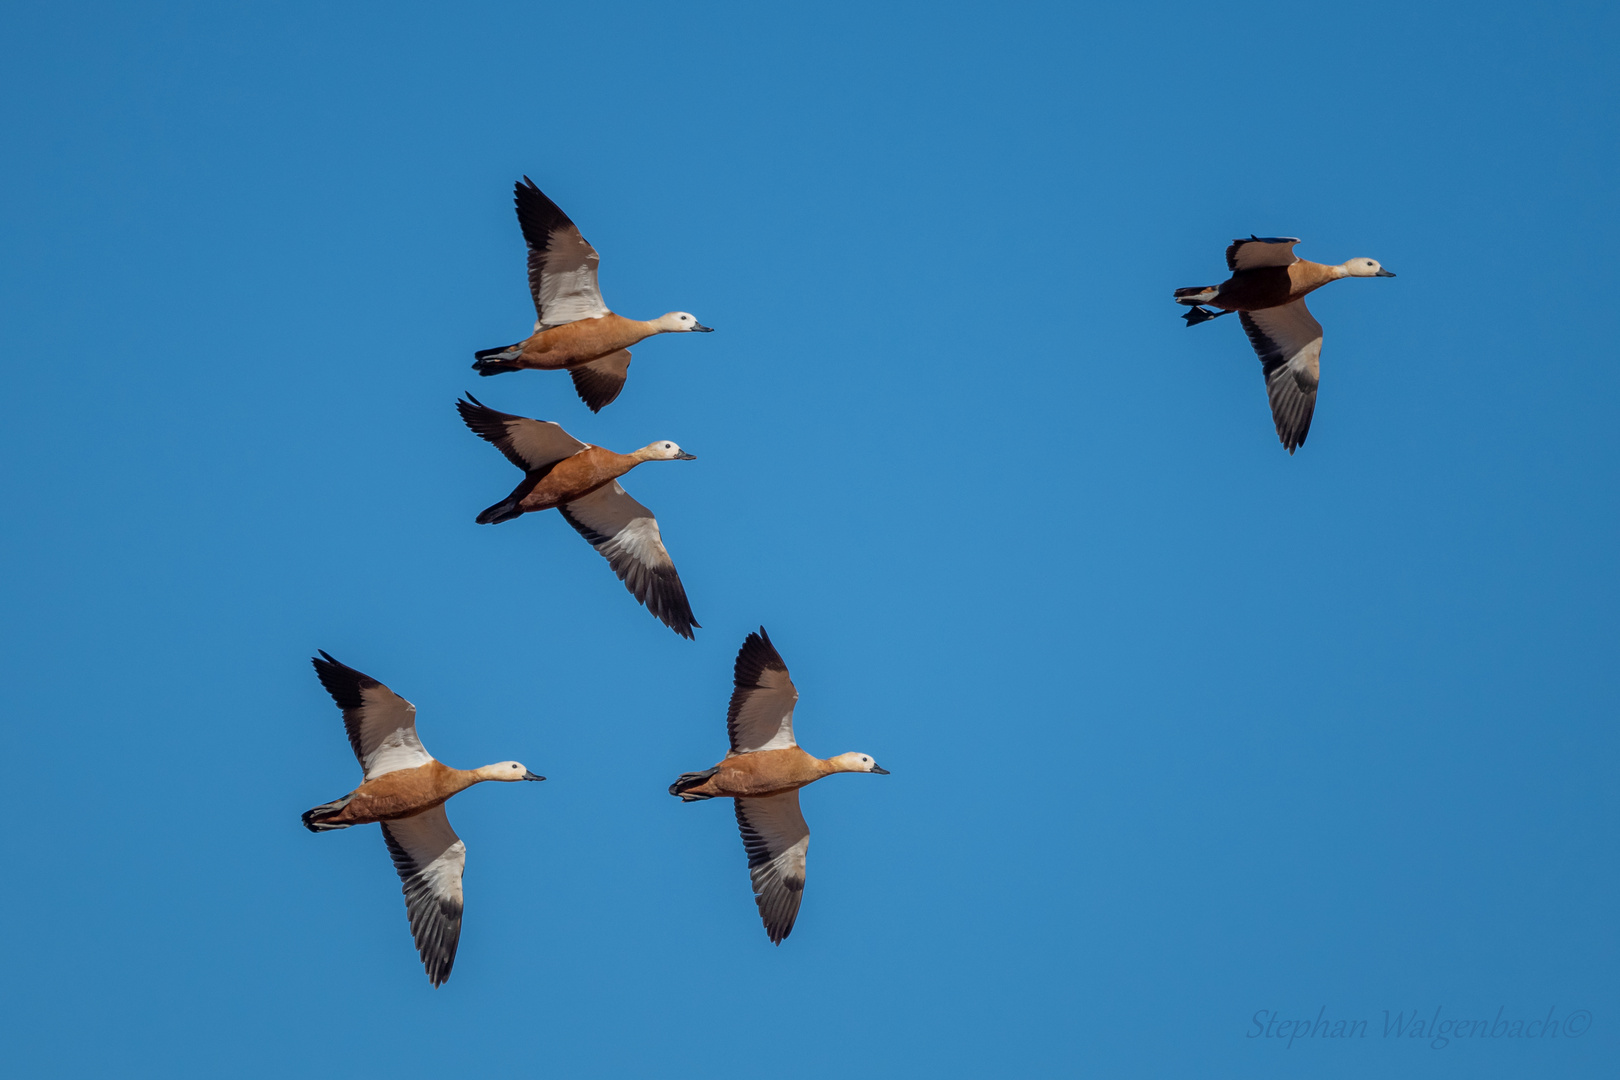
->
{"left": 535, "top": 230, "right": 611, "bottom": 329}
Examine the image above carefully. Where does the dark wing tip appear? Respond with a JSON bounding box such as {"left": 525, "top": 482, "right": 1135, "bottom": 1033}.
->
{"left": 733, "top": 629, "right": 788, "bottom": 689}
{"left": 456, "top": 394, "right": 511, "bottom": 446}
{"left": 512, "top": 177, "right": 574, "bottom": 249}
{"left": 653, "top": 574, "right": 698, "bottom": 638}
{"left": 311, "top": 651, "right": 377, "bottom": 711}
{"left": 569, "top": 364, "right": 625, "bottom": 413}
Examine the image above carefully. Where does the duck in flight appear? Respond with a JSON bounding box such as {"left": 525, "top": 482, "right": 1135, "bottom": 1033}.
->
{"left": 456, "top": 394, "right": 700, "bottom": 639}
{"left": 301, "top": 652, "right": 545, "bottom": 987}
{"left": 671, "top": 629, "right": 889, "bottom": 944}
{"left": 1175, "top": 236, "right": 1395, "bottom": 453}
{"left": 472, "top": 177, "right": 714, "bottom": 412}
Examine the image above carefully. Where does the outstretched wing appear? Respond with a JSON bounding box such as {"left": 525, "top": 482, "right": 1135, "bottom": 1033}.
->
{"left": 514, "top": 177, "right": 611, "bottom": 330}
{"left": 1240, "top": 299, "right": 1323, "bottom": 454}
{"left": 456, "top": 395, "right": 586, "bottom": 472}
{"left": 558, "top": 481, "right": 698, "bottom": 639}
{"left": 735, "top": 792, "right": 810, "bottom": 945}
{"left": 1226, "top": 236, "right": 1301, "bottom": 271}
{"left": 727, "top": 628, "right": 799, "bottom": 753}
{"left": 380, "top": 806, "right": 466, "bottom": 988}
{"left": 568, "top": 349, "right": 633, "bottom": 413}
{"left": 311, "top": 652, "right": 433, "bottom": 779}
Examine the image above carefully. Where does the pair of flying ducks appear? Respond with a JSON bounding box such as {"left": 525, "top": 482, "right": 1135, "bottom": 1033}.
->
{"left": 304, "top": 630, "right": 885, "bottom": 985}
{"left": 460, "top": 178, "right": 716, "bottom": 637}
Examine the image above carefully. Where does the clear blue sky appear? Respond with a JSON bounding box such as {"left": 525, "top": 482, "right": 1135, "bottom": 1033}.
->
{"left": 2, "top": 2, "right": 1615, "bottom": 1077}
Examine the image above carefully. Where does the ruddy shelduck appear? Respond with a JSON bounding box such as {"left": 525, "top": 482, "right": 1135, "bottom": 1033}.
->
{"left": 471, "top": 177, "right": 714, "bottom": 411}
{"left": 301, "top": 652, "right": 544, "bottom": 987}
{"left": 670, "top": 629, "right": 888, "bottom": 943}
{"left": 1175, "top": 236, "right": 1396, "bottom": 453}
{"left": 456, "top": 394, "right": 700, "bottom": 638}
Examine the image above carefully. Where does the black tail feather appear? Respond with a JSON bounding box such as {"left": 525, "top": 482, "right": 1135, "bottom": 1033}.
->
{"left": 302, "top": 796, "right": 354, "bottom": 832}
{"left": 472, "top": 343, "right": 525, "bottom": 376}
{"left": 476, "top": 496, "right": 523, "bottom": 525}
{"left": 670, "top": 767, "right": 719, "bottom": 801}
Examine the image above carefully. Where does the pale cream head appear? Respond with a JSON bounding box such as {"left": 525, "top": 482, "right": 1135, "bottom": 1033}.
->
{"left": 654, "top": 311, "right": 714, "bottom": 333}
{"left": 638, "top": 440, "right": 697, "bottom": 461}
{"left": 829, "top": 751, "right": 890, "bottom": 774}
{"left": 1342, "top": 257, "right": 1396, "bottom": 278}
{"left": 478, "top": 761, "right": 546, "bottom": 782}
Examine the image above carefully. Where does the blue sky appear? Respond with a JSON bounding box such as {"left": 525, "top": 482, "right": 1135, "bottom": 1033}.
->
{"left": 2, "top": 1, "right": 1616, "bottom": 1076}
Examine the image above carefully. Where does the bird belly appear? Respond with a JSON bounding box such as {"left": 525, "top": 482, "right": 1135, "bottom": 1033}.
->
{"left": 1214, "top": 267, "right": 1296, "bottom": 311}
{"left": 521, "top": 316, "right": 648, "bottom": 368}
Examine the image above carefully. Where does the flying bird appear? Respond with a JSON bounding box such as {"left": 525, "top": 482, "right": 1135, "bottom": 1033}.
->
{"left": 1175, "top": 236, "right": 1395, "bottom": 453}
{"left": 301, "top": 652, "right": 545, "bottom": 987}
{"left": 456, "top": 394, "right": 700, "bottom": 639}
{"left": 472, "top": 176, "right": 715, "bottom": 411}
{"left": 671, "top": 629, "right": 889, "bottom": 944}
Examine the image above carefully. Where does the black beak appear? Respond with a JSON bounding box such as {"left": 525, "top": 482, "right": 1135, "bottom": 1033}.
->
{"left": 870, "top": 765, "right": 890, "bottom": 775}
{"left": 692, "top": 324, "right": 715, "bottom": 332}
{"left": 675, "top": 451, "right": 697, "bottom": 460}
{"left": 1376, "top": 269, "right": 1396, "bottom": 277}
{"left": 522, "top": 771, "right": 546, "bottom": 781}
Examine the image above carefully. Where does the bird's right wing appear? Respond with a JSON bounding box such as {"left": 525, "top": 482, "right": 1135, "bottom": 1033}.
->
{"left": 311, "top": 652, "right": 433, "bottom": 779}
{"left": 1240, "top": 299, "right": 1324, "bottom": 454}
{"left": 380, "top": 806, "right": 466, "bottom": 988}
{"left": 568, "top": 349, "right": 633, "bottom": 413}
{"left": 735, "top": 791, "right": 810, "bottom": 945}
{"left": 726, "top": 628, "right": 799, "bottom": 753}
{"left": 513, "top": 177, "right": 611, "bottom": 330}
{"left": 558, "top": 481, "right": 698, "bottom": 639}
{"left": 456, "top": 395, "right": 586, "bottom": 472}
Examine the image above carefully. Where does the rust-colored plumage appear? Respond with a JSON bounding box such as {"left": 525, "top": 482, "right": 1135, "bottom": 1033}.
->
{"left": 670, "top": 629, "right": 889, "bottom": 944}
{"left": 303, "top": 760, "right": 483, "bottom": 827}
{"left": 1175, "top": 236, "right": 1395, "bottom": 453}
{"left": 471, "top": 178, "right": 713, "bottom": 411}
{"left": 455, "top": 396, "right": 701, "bottom": 638}
{"left": 300, "top": 652, "right": 543, "bottom": 988}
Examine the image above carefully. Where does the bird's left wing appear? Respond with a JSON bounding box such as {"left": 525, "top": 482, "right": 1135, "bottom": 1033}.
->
{"left": 735, "top": 791, "right": 810, "bottom": 945}
{"left": 380, "top": 805, "right": 466, "bottom": 988}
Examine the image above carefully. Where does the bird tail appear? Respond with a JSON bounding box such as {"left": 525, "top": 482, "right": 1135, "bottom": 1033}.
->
{"left": 669, "top": 767, "right": 719, "bottom": 801}
{"left": 1173, "top": 286, "right": 1219, "bottom": 306}
{"left": 476, "top": 495, "right": 524, "bottom": 525}
{"left": 301, "top": 796, "right": 354, "bottom": 832}
{"left": 471, "top": 343, "right": 526, "bottom": 376}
